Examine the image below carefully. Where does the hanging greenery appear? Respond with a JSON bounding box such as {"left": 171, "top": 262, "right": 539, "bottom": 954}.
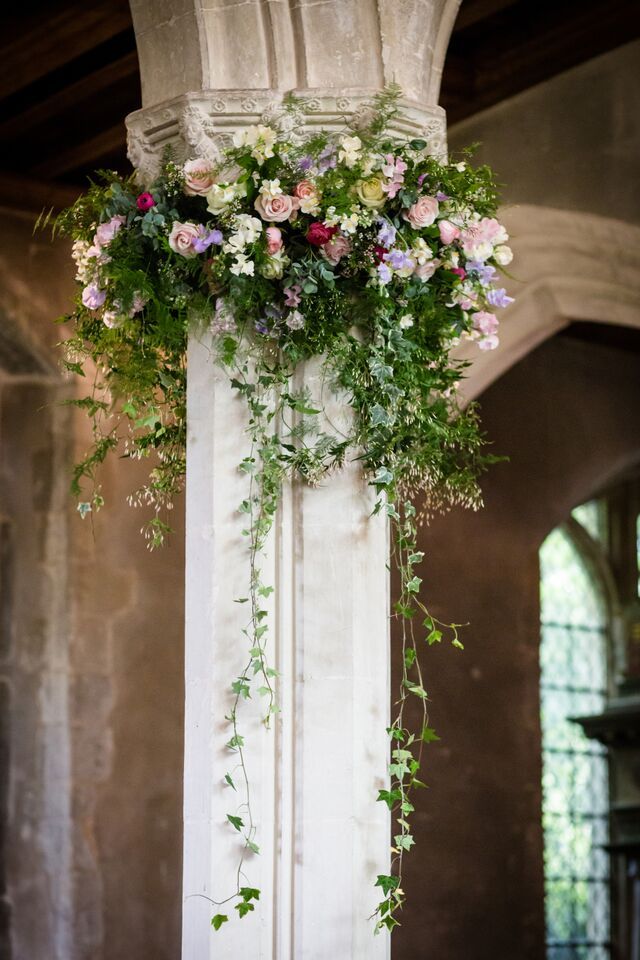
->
{"left": 50, "top": 88, "right": 514, "bottom": 934}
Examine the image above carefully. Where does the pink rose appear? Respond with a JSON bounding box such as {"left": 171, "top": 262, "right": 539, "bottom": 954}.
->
{"left": 183, "top": 159, "right": 216, "bottom": 196}
{"left": 168, "top": 221, "right": 200, "bottom": 258}
{"left": 254, "top": 194, "right": 299, "bottom": 223}
{"left": 265, "top": 226, "right": 283, "bottom": 255}
{"left": 136, "top": 192, "right": 155, "bottom": 211}
{"left": 95, "top": 215, "right": 125, "bottom": 247}
{"left": 438, "top": 220, "right": 460, "bottom": 245}
{"left": 306, "top": 222, "right": 337, "bottom": 247}
{"left": 414, "top": 260, "right": 438, "bottom": 281}
{"left": 472, "top": 311, "right": 499, "bottom": 336}
{"left": 478, "top": 334, "right": 499, "bottom": 351}
{"left": 403, "top": 196, "right": 439, "bottom": 229}
{"left": 322, "top": 233, "right": 351, "bottom": 266}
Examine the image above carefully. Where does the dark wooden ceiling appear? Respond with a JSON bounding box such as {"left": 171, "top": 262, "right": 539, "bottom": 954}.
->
{"left": 0, "top": 0, "right": 638, "bottom": 214}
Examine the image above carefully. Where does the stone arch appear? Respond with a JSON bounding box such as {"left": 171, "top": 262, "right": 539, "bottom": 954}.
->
{"left": 457, "top": 205, "right": 640, "bottom": 402}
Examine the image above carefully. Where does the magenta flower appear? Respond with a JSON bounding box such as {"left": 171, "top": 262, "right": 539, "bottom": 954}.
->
{"left": 136, "top": 192, "right": 156, "bottom": 211}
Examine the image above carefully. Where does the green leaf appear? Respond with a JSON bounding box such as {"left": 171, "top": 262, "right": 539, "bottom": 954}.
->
{"left": 394, "top": 833, "right": 415, "bottom": 851}
{"left": 236, "top": 902, "right": 255, "bottom": 918}
{"left": 211, "top": 914, "right": 228, "bottom": 930}
{"left": 406, "top": 576, "right": 422, "bottom": 594}
{"left": 247, "top": 840, "right": 260, "bottom": 855}
{"left": 239, "top": 887, "right": 260, "bottom": 902}
{"left": 375, "top": 874, "right": 400, "bottom": 896}
{"left": 421, "top": 726, "right": 440, "bottom": 743}
{"left": 224, "top": 773, "right": 236, "bottom": 790}
{"left": 427, "top": 629, "right": 443, "bottom": 645}
{"left": 404, "top": 648, "right": 416, "bottom": 668}
{"left": 227, "top": 814, "right": 244, "bottom": 832}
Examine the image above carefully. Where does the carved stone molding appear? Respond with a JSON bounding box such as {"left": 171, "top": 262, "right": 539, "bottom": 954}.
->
{"left": 126, "top": 88, "right": 447, "bottom": 183}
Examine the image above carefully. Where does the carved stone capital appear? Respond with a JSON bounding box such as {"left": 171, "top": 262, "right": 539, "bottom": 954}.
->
{"left": 126, "top": 88, "right": 447, "bottom": 183}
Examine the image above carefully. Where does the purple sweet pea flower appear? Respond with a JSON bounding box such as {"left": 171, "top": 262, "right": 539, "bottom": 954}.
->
{"left": 318, "top": 145, "right": 337, "bottom": 173}
{"left": 81, "top": 283, "right": 107, "bottom": 310}
{"left": 284, "top": 284, "right": 302, "bottom": 307}
{"left": 417, "top": 173, "right": 427, "bottom": 187}
{"left": 383, "top": 248, "right": 412, "bottom": 271}
{"left": 255, "top": 320, "right": 270, "bottom": 335}
{"left": 299, "top": 155, "right": 313, "bottom": 172}
{"left": 466, "top": 260, "right": 496, "bottom": 286}
{"left": 377, "top": 262, "right": 392, "bottom": 285}
{"left": 377, "top": 219, "right": 397, "bottom": 248}
{"left": 435, "top": 191, "right": 449, "bottom": 202}
{"left": 486, "top": 287, "right": 515, "bottom": 309}
{"left": 192, "top": 226, "right": 223, "bottom": 254}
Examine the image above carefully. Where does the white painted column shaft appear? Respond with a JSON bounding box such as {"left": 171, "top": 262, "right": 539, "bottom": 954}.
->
{"left": 183, "top": 332, "right": 390, "bottom": 958}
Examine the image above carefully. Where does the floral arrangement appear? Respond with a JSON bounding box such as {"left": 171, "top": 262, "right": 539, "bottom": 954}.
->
{"left": 52, "top": 90, "right": 513, "bottom": 933}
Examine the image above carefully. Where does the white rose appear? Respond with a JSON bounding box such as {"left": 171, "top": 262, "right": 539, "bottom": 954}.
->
{"left": 206, "top": 182, "right": 246, "bottom": 216}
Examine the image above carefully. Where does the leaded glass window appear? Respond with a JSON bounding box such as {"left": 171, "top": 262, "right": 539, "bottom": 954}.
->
{"left": 540, "top": 520, "right": 610, "bottom": 960}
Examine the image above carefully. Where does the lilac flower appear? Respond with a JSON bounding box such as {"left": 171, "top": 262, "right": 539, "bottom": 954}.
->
{"left": 192, "top": 226, "right": 223, "bottom": 254}
{"left": 81, "top": 284, "right": 106, "bottom": 310}
{"left": 284, "top": 284, "right": 302, "bottom": 307}
{"left": 377, "top": 219, "right": 397, "bottom": 248}
{"left": 465, "top": 260, "right": 496, "bottom": 286}
{"left": 384, "top": 248, "right": 412, "bottom": 271}
{"left": 486, "top": 287, "right": 515, "bottom": 309}
{"left": 318, "top": 145, "right": 337, "bottom": 174}
{"left": 377, "top": 262, "right": 392, "bottom": 285}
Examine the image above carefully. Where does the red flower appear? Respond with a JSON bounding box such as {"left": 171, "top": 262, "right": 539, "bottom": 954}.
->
{"left": 450, "top": 267, "right": 466, "bottom": 280}
{"left": 306, "top": 222, "right": 337, "bottom": 247}
{"left": 136, "top": 192, "right": 156, "bottom": 211}
{"left": 373, "top": 245, "right": 388, "bottom": 263}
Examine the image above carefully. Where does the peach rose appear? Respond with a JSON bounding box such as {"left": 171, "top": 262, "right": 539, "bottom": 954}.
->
{"left": 265, "top": 226, "right": 283, "bottom": 255}
{"left": 293, "top": 179, "right": 321, "bottom": 214}
{"left": 403, "top": 195, "right": 439, "bottom": 229}
{"left": 183, "top": 159, "right": 216, "bottom": 196}
{"left": 254, "top": 193, "right": 299, "bottom": 222}
{"left": 168, "top": 221, "right": 199, "bottom": 258}
{"left": 322, "top": 233, "right": 351, "bottom": 266}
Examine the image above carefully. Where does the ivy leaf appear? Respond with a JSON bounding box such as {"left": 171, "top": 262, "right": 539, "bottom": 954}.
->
{"left": 421, "top": 726, "right": 440, "bottom": 743}
{"left": 227, "top": 814, "right": 244, "bottom": 832}
{"left": 211, "top": 914, "right": 228, "bottom": 930}
{"left": 404, "top": 648, "right": 416, "bottom": 668}
{"left": 224, "top": 773, "right": 236, "bottom": 790}
{"left": 236, "top": 902, "right": 255, "bottom": 918}
{"left": 239, "top": 887, "right": 260, "bottom": 902}
{"left": 427, "top": 629, "right": 443, "bottom": 645}
{"left": 375, "top": 874, "right": 400, "bottom": 896}
{"left": 394, "top": 833, "right": 415, "bottom": 851}
{"left": 247, "top": 840, "right": 260, "bottom": 855}
{"left": 406, "top": 576, "right": 422, "bottom": 594}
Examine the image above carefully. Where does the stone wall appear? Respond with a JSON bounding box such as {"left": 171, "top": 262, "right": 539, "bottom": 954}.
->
{"left": 448, "top": 39, "right": 640, "bottom": 226}
{"left": 0, "top": 210, "right": 184, "bottom": 960}
{"left": 394, "top": 332, "right": 640, "bottom": 960}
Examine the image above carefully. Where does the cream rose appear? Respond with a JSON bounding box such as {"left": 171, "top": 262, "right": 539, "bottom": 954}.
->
{"left": 183, "top": 159, "right": 216, "bottom": 196}
{"left": 168, "top": 221, "right": 199, "bottom": 258}
{"left": 254, "top": 193, "right": 299, "bottom": 223}
{"left": 493, "top": 244, "right": 513, "bottom": 266}
{"left": 355, "top": 177, "right": 386, "bottom": 209}
{"left": 206, "top": 182, "right": 246, "bottom": 216}
{"left": 403, "top": 195, "right": 439, "bottom": 229}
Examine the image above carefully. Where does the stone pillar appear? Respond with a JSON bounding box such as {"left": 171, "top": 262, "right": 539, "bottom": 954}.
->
{"left": 126, "top": 2, "right": 459, "bottom": 955}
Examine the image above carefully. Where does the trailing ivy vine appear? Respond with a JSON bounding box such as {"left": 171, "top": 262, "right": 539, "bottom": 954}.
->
{"left": 48, "top": 88, "right": 513, "bottom": 934}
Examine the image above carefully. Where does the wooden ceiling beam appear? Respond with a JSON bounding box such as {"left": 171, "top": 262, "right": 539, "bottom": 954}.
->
{"left": 0, "top": 52, "right": 139, "bottom": 143}
{"left": 30, "top": 123, "right": 127, "bottom": 179}
{"left": 0, "top": 0, "right": 132, "bottom": 100}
